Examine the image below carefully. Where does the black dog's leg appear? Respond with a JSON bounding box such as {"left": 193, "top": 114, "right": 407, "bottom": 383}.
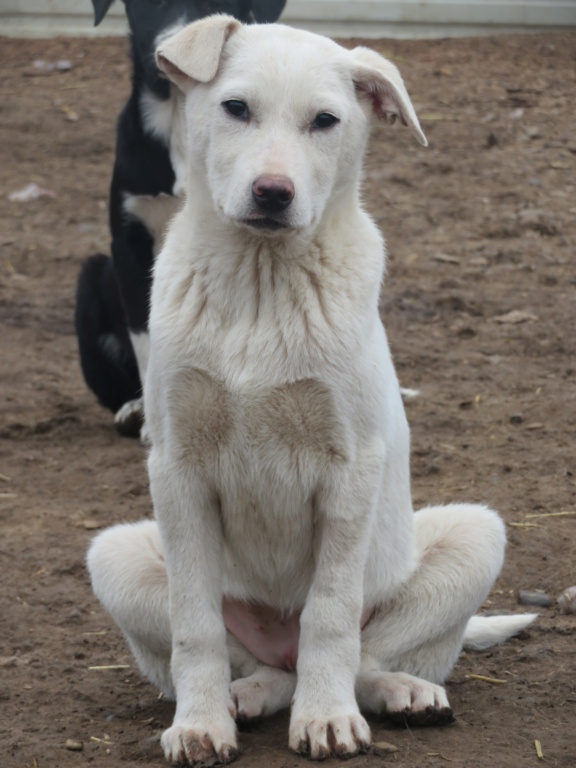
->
{"left": 75, "top": 254, "right": 141, "bottom": 415}
{"left": 111, "top": 218, "right": 155, "bottom": 383}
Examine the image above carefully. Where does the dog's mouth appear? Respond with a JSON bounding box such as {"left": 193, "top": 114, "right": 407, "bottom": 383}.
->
{"left": 242, "top": 215, "right": 288, "bottom": 232}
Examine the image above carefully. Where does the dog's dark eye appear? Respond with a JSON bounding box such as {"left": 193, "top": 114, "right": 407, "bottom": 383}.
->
{"left": 313, "top": 112, "right": 339, "bottom": 130}
{"left": 223, "top": 100, "right": 249, "bottom": 119}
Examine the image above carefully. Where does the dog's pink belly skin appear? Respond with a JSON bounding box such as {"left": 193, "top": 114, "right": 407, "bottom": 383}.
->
{"left": 222, "top": 599, "right": 375, "bottom": 672}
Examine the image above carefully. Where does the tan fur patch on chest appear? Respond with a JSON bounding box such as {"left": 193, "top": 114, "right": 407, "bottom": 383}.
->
{"left": 169, "top": 370, "right": 348, "bottom": 467}
{"left": 168, "top": 368, "right": 233, "bottom": 465}
{"left": 246, "top": 379, "right": 349, "bottom": 463}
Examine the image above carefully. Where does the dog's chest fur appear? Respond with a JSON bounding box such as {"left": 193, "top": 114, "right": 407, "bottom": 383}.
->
{"left": 149, "top": 232, "right": 383, "bottom": 606}
{"left": 170, "top": 368, "right": 350, "bottom": 606}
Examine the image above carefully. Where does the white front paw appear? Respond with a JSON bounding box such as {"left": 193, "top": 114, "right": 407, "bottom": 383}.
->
{"left": 114, "top": 398, "right": 144, "bottom": 438}
{"left": 289, "top": 708, "right": 371, "bottom": 759}
{"left": 161, "top": 716, "right": 238, "bottom": 767}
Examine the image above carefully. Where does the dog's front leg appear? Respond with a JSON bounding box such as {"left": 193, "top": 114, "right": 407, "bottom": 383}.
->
{"left": 150, "top": 457, "right": 237, "bottom": 767}
{"left": 289, "top": 448, "right": 383, "bottom": 759}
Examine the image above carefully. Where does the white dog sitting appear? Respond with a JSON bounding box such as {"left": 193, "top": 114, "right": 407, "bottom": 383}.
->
{"left": 87, "top": 16, "right": 535, "bottom": 766}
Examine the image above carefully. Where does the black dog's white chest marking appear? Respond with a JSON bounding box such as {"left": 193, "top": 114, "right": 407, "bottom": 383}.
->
{"left": 140, "top": 88, "right": 187, "bottom": 196}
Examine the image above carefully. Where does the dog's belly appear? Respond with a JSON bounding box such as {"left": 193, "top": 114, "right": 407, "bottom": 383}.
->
{"left": 223, "top": 600, "right": 301, "bottom": 671}
{"left": 222, "top": 600, "right": 376, "bottom": 672}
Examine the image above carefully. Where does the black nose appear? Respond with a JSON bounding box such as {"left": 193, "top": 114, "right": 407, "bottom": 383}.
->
{"left": 252, "top": 175, "right": 295, "bottom": 212}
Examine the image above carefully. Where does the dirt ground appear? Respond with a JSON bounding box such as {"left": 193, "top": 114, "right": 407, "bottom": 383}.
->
{"left": 1, "top": 29, "right": 575, "bottom": 768}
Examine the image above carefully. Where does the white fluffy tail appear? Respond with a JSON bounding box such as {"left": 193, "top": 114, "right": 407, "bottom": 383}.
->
{"left": 463, "top": 614, "right": 537, "bottom": 651}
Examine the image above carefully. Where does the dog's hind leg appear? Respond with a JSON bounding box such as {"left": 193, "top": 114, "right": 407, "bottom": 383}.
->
{"left": 357, "top": 503, "right": 507, "bottom": 722}
{"left": 227, "top": 634, "right": 296, "bottom": 720}
{"left": 75, "top": 253, "right": 141, "bottom": 417}
{"left": 87, "top": 520, "right": 176, "bottom": 698}
{"left": 231, "top": 663, "right": 296, "bottom": 721}
{"left": 87, "top": 520, "right": 294, "bottom": 721}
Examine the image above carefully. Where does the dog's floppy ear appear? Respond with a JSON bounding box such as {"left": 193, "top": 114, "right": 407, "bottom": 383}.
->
{"left": 351, "top": 47, "right": 427, "bottom": 147}
{"left": 156, "top": 15, "right": 241, "bottom": 89}
{"left": 92, "top": 0, "right": 116, "bottom": 27}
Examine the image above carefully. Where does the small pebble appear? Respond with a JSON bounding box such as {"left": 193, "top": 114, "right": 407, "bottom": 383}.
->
{"left": 65, "top": 739, "right": 83, "bottom": 752}
{"left": 518, "top": 589, "right": 552, "bottom": 607}
{"left": 373, "top": 741, "right": 399, "bottom": 754}
{"left": 557, "top": 586, "right": 576, "bottom": 614}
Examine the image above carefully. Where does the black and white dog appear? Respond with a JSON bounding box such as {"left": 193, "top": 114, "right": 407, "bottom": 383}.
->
{"left": 75, "top": 0, "right": 286, "bottom": 436}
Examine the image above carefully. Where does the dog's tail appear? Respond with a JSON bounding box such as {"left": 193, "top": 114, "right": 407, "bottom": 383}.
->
{"left": 463, "top": 614, "right": 537, "bottom": 650}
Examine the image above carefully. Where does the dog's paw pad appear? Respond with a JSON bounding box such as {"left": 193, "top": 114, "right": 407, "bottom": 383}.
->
{"left": 387, "top": 705, "right": 455, "bottom": 728}
{"left": 289, "top": 712, "right": 371, "bottom": 759}
{"left": 161, "top": 723, "right": 238, "bottom": 766}
{"left": 114, "top": 398, "right": 144, "bottom": 438}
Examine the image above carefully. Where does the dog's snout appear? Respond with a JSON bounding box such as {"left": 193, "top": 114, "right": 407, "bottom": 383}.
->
{"left": 252, "top": 175, "right": 295, "bottom": 212}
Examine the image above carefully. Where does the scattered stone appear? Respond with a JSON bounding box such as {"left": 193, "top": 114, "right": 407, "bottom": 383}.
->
{"left": 557, "top": 586, "right": 576, "bottom": 614}
{"left": 518, "top": 590, "right": 552, "bottom": 607}
{"left": 63, "top": 608, "right": 84, "bottom": 623}
{"left": 65, "top": 739, "right": 83, "bottom": 752}
{"left": 373, "top": 740, "right": 399, "bottom": 754}
{"left": 8, "top": 183, "right": 57, "bottom": 202}
{"left": 518, "top": 208, "right": 559, "bottom": 236}
{"left": 495, "top": 310, "right": 539, "bottom": 324}
{"left": 486, "top": 132, "right": 498, "bottom": 149}
{"left": 33, "top": 59, "right": 73, "bottom": 72}
{"left": 82, "top": 520, "right": 103, "bottom": 530}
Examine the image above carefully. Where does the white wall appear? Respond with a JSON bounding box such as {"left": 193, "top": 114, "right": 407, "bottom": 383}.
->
{"left": 0, "top": 0, "right": 575, "bottom": 38}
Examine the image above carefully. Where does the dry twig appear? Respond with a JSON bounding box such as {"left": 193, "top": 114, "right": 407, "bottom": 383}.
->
{"left": 535, "top": 739, "right": 544, "bottom": 759}
{"left": 465, "top": 674, "right": 507, "bottom": 685}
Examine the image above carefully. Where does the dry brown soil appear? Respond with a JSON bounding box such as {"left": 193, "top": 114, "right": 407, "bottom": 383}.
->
{"left": 0, "top": 30, "right": 575, "bottom": 768}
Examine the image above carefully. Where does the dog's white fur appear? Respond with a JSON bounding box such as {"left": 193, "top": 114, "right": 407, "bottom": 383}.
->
{"left": 88, "top": 17, "right": 536, "bottom": 766}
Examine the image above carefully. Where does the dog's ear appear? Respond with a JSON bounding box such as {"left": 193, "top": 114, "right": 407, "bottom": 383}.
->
{"left": 156, "top": 15, "right": 241, "bottom": 89}
{"left": 92, "top": 0, "right": 116, "bottom": 27}
{"left": 248, "top": 0, "right": 287, "bottom": 23}
{"left": 351, "top": 47, "right": 427, "bottom": 147}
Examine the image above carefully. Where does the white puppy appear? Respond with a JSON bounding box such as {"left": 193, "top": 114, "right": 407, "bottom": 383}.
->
{"left": 88, "top": 16, "right": 535, "bottom": 766}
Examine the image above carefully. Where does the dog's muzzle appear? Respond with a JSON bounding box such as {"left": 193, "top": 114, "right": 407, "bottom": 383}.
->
{"left": 244, "top": 174, "right": 294, "bottom": 231}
